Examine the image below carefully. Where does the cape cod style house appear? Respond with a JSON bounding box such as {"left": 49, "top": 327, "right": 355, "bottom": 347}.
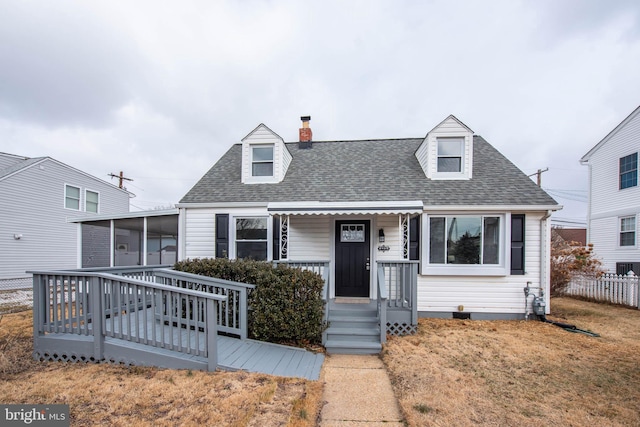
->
{"left": 176, "top": 115, "right": 560, "bottom": 353}
{"left": 0, "top": 152, "right": 130, "bottom": 289}
{"left": 581, "top": 105, "right": 640, "bottom": 274}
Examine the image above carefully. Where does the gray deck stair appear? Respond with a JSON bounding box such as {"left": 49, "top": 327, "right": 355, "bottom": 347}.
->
{"left": 324, "top": 302, "right": 382, "bottom": 355}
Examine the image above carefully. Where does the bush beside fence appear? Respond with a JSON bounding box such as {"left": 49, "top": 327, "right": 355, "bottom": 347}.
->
{"left": 565, "top": 272, "right": 639, "bottom": 308}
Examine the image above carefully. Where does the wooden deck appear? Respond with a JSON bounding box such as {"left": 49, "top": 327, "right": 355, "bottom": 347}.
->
{"left": 217, "top": 336, "right": 324, "bottom": 380}
{"left": 36, "top": 306, "right": 324, "bottom": 380}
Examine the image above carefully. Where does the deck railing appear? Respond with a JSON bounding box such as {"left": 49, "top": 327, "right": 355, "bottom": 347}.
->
{"left": 377, "top": 261, "right": 419, "bottom": 336}
{"left": 87, "top": 267, "right": 255, "bottom": 339}
{"left": 376, "top": 265, "right": 389, "bottom": 344}
{"left": 60, "top": 266, "right": 253, "bottom": 338}
{"left": 31, "top": 270, "right": 226, "bottom": 370}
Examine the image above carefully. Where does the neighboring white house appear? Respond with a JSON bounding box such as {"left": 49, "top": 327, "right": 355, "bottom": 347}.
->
{"left": 0, "top": 152, "right": 131, "bottom": 287}
{"left": 581, "top": 105, "right": 640, "bottom": 274}
{"left": 176, "top": 115, "right": 560, "bottom": 336}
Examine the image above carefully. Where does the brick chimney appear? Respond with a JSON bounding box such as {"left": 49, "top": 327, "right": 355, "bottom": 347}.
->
{"left": 299, "top": 116, "right": 312, "bottom": 149}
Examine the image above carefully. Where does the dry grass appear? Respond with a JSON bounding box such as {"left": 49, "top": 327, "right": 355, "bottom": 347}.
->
{"left": 0, "top": 311, "right": 323, "bottom": 426}
{"left": 383, "top": 297, "right": 640, "bottom": 427}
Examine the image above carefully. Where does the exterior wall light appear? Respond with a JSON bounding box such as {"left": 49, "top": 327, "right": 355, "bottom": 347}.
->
{"left": 378, "top": 229, "right": 385, "bottom": 242}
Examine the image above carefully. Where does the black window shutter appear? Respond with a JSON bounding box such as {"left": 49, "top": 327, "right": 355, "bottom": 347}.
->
{"left": 409, "top": 215, "right": 420, "bottom": 260}
{"left": 215, "top": 214, "right": 229, "bottom": 258}
{"left": 272, "top": 216, "right": 280, "bottom": 261}
{"left": 511, "top": 214, "right": 525, "bottom": 275}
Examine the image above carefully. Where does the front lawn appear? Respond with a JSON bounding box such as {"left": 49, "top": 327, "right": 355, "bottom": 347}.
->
{"left": 0, "top": 310, "right": 322, "bottom": 426}
{"left": 382, "top": 297, "right": 640, "bottom": 426}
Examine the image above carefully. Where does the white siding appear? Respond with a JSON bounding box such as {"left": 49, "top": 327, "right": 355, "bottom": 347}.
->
{"left": 183, "top": 208, "right": 216, "bottom": 259}
{"left": 0, "top": 159, "right": 129, "bottom": 280}
{"left": 415, "top": 116, "right": 474, "bottom": 179}
{"left": 374, "top": 215, "right": 404, "bottom": 261}
{"left": 417, "top": 213, "right": 544, "bottom": 314}
{"left": 288, "top": 215, "right": 331, "bottom": 260}
{"left": 182, "top": 206, "right": 271, "bottom": 260}
{"left": 589, "top": 216, "right": 632, "bottom": 272}
{"left": 585, "top": 109, "right": 640, "bottom": 271}
{"left": 241, "top": 125, "right": 291, "bottom": 184}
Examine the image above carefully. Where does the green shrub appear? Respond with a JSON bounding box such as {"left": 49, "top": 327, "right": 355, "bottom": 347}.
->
{"left": 173, "top": 258, "right": 326, "bottom": 346}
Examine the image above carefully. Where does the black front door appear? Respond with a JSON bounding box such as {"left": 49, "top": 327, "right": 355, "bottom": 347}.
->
{"left": 335, "top": 220, "right": 370, "bottom": 297}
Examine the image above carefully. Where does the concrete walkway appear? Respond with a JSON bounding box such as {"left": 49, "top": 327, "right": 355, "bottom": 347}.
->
{"left": 319, "top": 354, "right": 404, "bottom": 426}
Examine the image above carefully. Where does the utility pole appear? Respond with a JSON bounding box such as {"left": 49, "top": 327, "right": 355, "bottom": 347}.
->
{"left": 108, "top": 171, "right": 133, "bottom": 189}
{"left": 528, "top": 167, "right": 549, "bottom": 187}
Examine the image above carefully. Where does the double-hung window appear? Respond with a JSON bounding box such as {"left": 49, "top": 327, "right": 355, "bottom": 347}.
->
{"left": 437, "top": 138, "right": 464, "bottom": 173}
{"left": 620, "top": 153, "right": 637, "bottom": 190}
{"left": 429, "top": 216, "right": 500, "bottom": 265}
{"left": 235, "top": 217, "right": 268, "bottom": 260}
{"left": 85, "top": 190, "right": 99, "bottom": 213}
{"left": 620, "top": 216, "right": 636, "bottom": 247}
{"left": 65, "top": 185, "right": 80, "bottom": 210}
{"left": 252, "top": 145, "right": 274, "bottom": 177}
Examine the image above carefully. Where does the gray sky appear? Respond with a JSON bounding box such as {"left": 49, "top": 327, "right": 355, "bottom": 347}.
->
{"left": 2, "top": 0, "right": 639, "bottom": 226}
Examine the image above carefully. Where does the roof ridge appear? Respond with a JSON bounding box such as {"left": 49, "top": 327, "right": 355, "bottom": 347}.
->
{"left": 284, "top": 137, "right": 424, "bottom": 144}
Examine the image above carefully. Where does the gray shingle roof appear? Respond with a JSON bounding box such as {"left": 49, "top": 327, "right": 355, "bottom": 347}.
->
{"left": 180, "top": 136, "right": 558, "bottom": 207}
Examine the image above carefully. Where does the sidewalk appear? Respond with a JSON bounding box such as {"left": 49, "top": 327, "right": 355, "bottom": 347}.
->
{"left": 319, "top": 354, "right": 404, "bottom": 426}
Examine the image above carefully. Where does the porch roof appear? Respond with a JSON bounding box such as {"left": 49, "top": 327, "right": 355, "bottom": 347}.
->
{"left": 267, "top": 200, "right": 424, "bottom": 215}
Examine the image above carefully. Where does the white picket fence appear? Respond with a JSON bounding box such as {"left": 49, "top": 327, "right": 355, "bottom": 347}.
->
{"left": 565, "top": 272, "right": 640, "bottom": 308}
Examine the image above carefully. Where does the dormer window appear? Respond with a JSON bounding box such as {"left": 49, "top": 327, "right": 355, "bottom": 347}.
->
{"left": 415, "top": 115, "right": 474, "bottom": 180}
{"left": 437, "top": 138, "right": 464, "bottom": 173}
{"left": 252, "top": 145, "right": 274, "bottom": 177}
{"left": 241, "top": 124, "right": 291, "bottom": 184}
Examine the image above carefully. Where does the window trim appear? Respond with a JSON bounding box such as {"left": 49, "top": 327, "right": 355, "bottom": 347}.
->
{"left": 619, "top": 153, "right": 638, "bottom": 190}
{"left": 85, "top": 189, "right": 100, "bottom": 213}
{"left": 231, "top": 216, "right": 271, "bottom": 260}
{"left": 251, "top": 144, "right": 275, "bottom": 178}
{"left": 422, "top": 213, "right": 508, "bottom": 276}
{"left": 619, "top": 215, "right": 636, "bottom": 248}
{"left": 64, "top": 184, "right": 81, "bottom": 210}
{"left": 436, "top": 137, "right": 464, "bottom": 173}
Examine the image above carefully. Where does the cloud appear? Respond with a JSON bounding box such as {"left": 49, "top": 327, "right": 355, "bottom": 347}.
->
{"left": 0, "top": 1, "right": 142, "bottom": 127}
{"left": 0, "top": 0, "right": 639, "bottom": 221}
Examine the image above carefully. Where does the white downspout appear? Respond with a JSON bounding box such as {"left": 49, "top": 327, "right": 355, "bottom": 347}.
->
{"left": 177, "top": 208, "right": 186, "bottom": 262}
{"left": 585, "top": 163, "right": 592, "bottom": 243}
{"left": 110, "top": 219, "right": 115, "bottom": 267}
{"left": 540, "top": 210, "right": 553, "bottom": 314}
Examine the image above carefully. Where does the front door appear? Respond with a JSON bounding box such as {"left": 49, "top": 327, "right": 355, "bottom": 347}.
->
{"left": 335, "top": 220, "right": 370, "bottom": 297}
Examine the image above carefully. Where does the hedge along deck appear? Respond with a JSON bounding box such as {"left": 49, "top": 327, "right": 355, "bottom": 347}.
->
{"left": 30, "top": 267, "right": 324, "bottom": 380}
